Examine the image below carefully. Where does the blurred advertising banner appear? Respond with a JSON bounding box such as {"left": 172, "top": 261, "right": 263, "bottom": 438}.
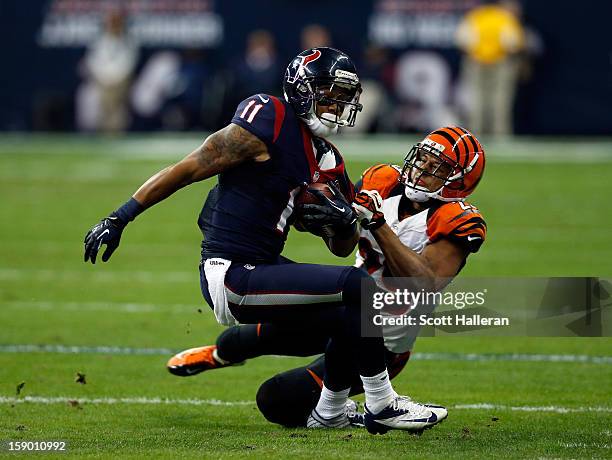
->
{"left": 369, "top": 0, "right": 479, "bottom": 48}
{"left": 38, "top": 0, "right": 223, "bottom": 48}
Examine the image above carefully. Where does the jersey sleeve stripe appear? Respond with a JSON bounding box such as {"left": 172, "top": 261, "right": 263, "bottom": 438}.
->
{"left": 454, "top": 223, "right": 486, "bottom": 235}
{"left": 449, "top": 209, "right": 475, "bottom": 223}
{"left": 454, "top": 216, "right": 486, "bottom": 227}
{"left": 270, "top": 96, "right": 286, "bottom": 143}
{"left": 453, "top": 218, "right": 487, "bottom": 233}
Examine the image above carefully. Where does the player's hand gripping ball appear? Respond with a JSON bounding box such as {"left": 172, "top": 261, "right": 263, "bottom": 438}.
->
{"left": 293, "top": 182, "right": 357, "bottom": 237}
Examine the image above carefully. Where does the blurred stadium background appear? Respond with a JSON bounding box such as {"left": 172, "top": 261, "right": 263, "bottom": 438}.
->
{"left": 2, "top": 0, "right": 612, "bottom": 135}
{"left": 1, "top": 0, "right": 611, "bottom": 457}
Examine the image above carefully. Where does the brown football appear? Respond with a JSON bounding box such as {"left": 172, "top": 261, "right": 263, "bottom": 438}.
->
{"left": 295, "top": 182, "right": 335, "bottom": 206}
{"left": 293, "top": 183, "right": 337, "bottom": 233}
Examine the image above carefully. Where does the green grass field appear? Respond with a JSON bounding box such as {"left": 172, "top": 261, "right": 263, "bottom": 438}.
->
{"left": 0, "top": 135, "right": 611, "bottom": 458}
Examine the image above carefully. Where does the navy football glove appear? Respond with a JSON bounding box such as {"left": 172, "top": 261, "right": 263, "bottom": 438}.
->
{"left": 301, "top": 183, "right": 357, "bottom": 238}
{"left": 83, "top": 214, "right": 126, "bottom": 264}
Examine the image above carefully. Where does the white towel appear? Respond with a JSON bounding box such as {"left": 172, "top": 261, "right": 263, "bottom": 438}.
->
{"left": 203, "top": 258, "right": 238, "bottom": 326}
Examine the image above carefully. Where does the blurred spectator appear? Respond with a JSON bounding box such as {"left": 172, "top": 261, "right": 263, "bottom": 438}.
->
{"left": 131, "top": 51, "right": 181, "bottom": 130}
{"left": 301, "top": 24, "right": 332, "bottom": 49}
{"left": 352, "top": 44, "right": 394, "bottom": 133}
{"left": 78, "top": 11, "right": 138, "bottom": 134}
{"left": 232, "top": 30, "right": 281, "bottom": 100}
{"left": 163, "top": 49, "right": 212, "bottom": 130}
{"left": 456, "top": 0, "right": 524, "bottom": 136}
{"left": 219, "top": 30, "right": 281, "bottom": 124}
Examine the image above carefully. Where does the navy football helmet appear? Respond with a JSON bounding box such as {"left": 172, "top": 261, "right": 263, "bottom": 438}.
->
{"left": 283, "top": 47, "right": 363, "bottom": 136}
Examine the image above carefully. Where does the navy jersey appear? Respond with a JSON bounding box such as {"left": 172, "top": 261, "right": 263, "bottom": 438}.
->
{"left": 198, "top": 94, "right": 353, "bottom": 263}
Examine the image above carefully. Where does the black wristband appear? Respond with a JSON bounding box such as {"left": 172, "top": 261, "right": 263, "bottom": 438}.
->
{"left": 363, "top": 217, "right": 386, "bottom": 231}
{"left": 113, "top": 198, "right": 144, "bottom": 224}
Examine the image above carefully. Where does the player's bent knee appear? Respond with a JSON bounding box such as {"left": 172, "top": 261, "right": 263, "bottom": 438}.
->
{"left": 256, "top": 377, "right": 299, "bottom": 427}
{"left": 256, "top": 372, "right": 320, "bottom": 428}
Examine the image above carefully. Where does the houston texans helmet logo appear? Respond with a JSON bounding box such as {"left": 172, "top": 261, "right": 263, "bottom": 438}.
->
{"left": 286, "top": 49, "right": 322, "bottom": 84}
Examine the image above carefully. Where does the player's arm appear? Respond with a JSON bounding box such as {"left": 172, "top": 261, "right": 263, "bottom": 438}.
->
{"left": 353, "top": 189, "right": 470, "bottom": 290}
{"left": 370, "top": 224, "right": 467, "bottom": 290}
{"left": 324, "top": 226, "right": 360, "bottom": 258}
{"left": 133, "top": 124, "right": 268, "bottom": 208}
{"left": 84, "top": 124, "right": 268, "bottom": 264}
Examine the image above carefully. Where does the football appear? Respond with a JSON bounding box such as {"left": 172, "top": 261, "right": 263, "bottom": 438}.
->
{"left": 295, "top": 182, "right": 336, "bottom": 206}
{"left": 293, "top": 182, "right": 337, "bottom": 233}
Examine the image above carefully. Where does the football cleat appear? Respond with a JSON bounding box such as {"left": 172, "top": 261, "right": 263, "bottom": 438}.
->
{"left": 346, "top": 399, "right": 365, "bottom": 427}
{"left": 364, "top": 395, "right": 447, "bottom": 434}
{"left": 306, "top": 399, "right": 363, "bottom": 429}
{"left": 166, "top": 345, "right": 242, "bottom": 377}
{"left": 423, "top": 403, "right": 449, "bottom": 423}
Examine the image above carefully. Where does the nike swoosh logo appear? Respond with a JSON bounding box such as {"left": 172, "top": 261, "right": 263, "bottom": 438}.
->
{"left": 329, "top": 202, "right": 345, "bottom": 213}
{"left": 95, "top": 229, "right": 110, "bottom": 250}
{"left": 467, "top": 235, "right": 481, "bottom": 241}
{"left": 257, "top": 95, "right": 269, "bottom": 103}
{"left": 97, "top": 229, "right": 110, "bottom": 240}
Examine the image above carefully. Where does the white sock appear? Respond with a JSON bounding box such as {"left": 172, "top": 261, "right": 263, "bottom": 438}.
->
{"left": 361, "top": 370, "right": 396, "bottom": 414}
{"left": 314, "top": 385, "right": 350, "bottom": 419}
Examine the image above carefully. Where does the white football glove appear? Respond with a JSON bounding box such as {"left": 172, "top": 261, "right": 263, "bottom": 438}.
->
{"left": 352, "top": 190, "right": 385, "bottom": 230}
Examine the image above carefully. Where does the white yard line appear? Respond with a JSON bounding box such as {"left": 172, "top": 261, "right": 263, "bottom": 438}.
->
{"left": 0, "top": 396, "right": 609, "bottom": 414}
{"left": 1, "top": 300, "right": 199, "bottom": 314}
{"left": 0, "top": 344, "right": 176, "bottom": 355}
{"left": 0, "top": 268, "right": 194, "bottom": 283}
{"left": 0, "top": 344, "right": 610, "bottom": 364}
{"left": 412, "top": 352, "right": 612, "bottom": 364}
{"left": 452, "top": 403, "right": 612, "bottom": 414}
{"left": 2, "top": 134, "right": 612, "bottom": 163}
{"left": 0, "top": 396, "right": 253, "bottom": 406}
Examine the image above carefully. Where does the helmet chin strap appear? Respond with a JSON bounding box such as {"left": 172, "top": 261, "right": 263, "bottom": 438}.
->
{"left": 303, "top": 110, "right": 338, "bottom": 137}
{"left": 404, "top": 184, "right": 464, "bottom": 203}
{"left": 404, "top": 186, "right": 434, "bottom": 203}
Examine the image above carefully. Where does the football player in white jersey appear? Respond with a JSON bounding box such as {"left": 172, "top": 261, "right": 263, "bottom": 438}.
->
{"left": 167, "top": 126, "right": 486, "bottom": 432}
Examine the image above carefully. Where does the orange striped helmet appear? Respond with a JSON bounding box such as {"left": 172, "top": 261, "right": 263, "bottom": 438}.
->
{"left": 400, "top": 126, "right": 485, "bottom": 202}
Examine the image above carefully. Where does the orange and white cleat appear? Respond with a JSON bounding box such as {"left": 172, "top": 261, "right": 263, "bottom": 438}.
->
{"left": 166, "top": 345, "right": 242, "bottom": 377}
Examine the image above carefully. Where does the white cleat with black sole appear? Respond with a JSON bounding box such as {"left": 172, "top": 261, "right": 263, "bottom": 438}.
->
{"left": 364, "top": 395, "right": 448, "bottom": 434}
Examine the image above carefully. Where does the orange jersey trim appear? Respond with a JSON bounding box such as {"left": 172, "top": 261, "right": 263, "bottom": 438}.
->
{"left": 306, "top": 368, "right": 323, "bottom": 389}
{"left": 427, "top": 202, "right": 486, "bottom": 252}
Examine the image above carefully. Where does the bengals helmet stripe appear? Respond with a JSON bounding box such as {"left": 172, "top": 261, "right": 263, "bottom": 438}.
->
{"left": 430, "top": 129, "right": 459, "bottom": 162}
{"left": 450, "top": 127, "right": 472, "bottom": 168}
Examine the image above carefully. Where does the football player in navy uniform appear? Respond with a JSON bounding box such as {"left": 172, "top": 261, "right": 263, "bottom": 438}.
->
{"left": 84, "top": 48, "right": 447, "bottom": 434}
{"left": 166, "top": 127, "right": 486, "bottom": 431}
